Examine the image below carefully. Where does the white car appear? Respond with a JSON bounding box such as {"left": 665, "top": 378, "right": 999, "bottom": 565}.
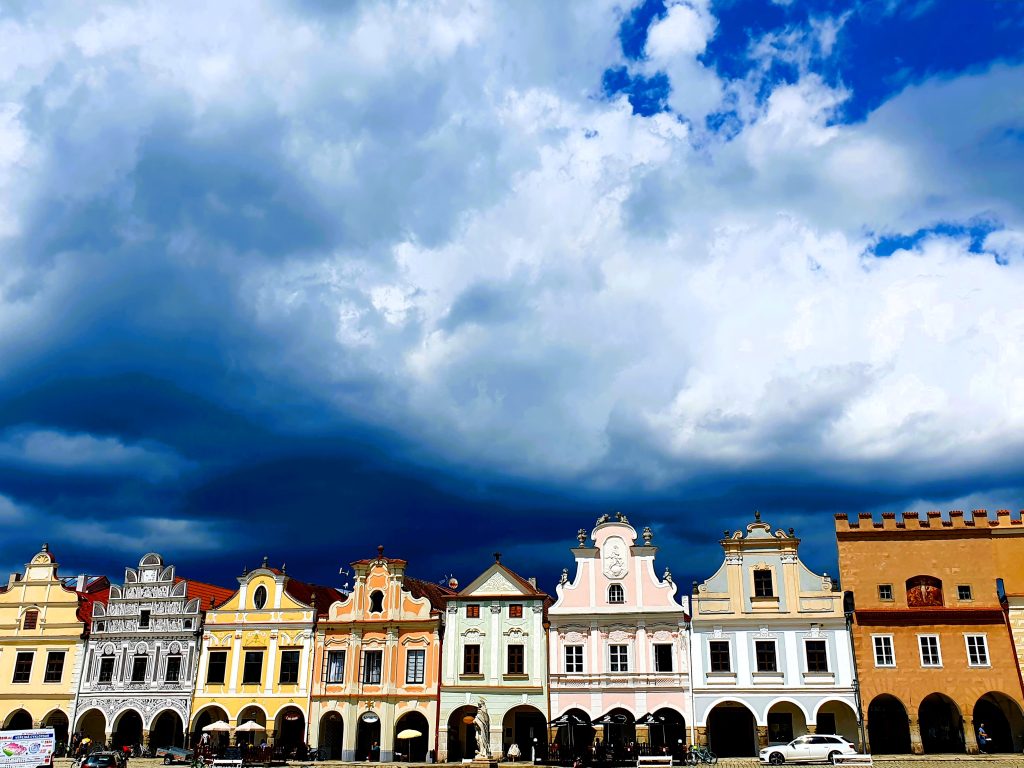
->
{"left": 759, "top": 735, "right": 856, "bottom": 764}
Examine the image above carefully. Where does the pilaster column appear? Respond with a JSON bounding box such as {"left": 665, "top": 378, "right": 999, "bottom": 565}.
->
{"left": 142, "top": 730, "right": 151, "bottom": 747}
{"left": 806, "top": 724, "right": 817, "bottom": 734}
{"left": 756, "top": 725, "right": 769, "bottom": 749}
{"left": 963, "top": 716, "right": 978, "bottom": 754}
{"left": 908, "top": 717, "right": 923, "bottom": 755}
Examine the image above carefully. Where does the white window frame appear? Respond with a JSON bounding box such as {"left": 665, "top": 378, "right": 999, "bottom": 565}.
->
{"left": 917, "top": 634, "right": 942, "bottom": 668}
{"left": 652, "top": 643, "right": 674, "bottom": 673}
{"left": 406, "top": 648, "right": 425, "bottom": 684}
{"left": 708, "top": 639, "right": 732, "bottom": 673}
{"left": 804, "top": 638, "right": 830, "bottom": 673}
{"left": 957, "top": 585, "right": 973, "bottom": 601}
{"left": 872, "top": 634, "right": 895, "bottom": 667}
{"left": 753, "top": 638, "right": 779, "bottom": 673}
{"left": 965, "top": 634, "right": 990, "bottom": 668}
{"left": 608, "top": 643, "right": 629, "bottom": 673}
{"left": 564, "top": 645, "right": 584, "bottom": 674}
{"left": 608, "top": 584, "right": 625, "bottom": 604}
{"left": 877, "top": 584, "right": 894, "bottom": 601}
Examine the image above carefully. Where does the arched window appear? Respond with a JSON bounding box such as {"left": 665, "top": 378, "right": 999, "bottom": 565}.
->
{"left": 608, "top": 584, "right": 625, "bottom": 604}
{"left": 22, "top": 610, "right": 38, "bottom": 630}
{"left": 906, "top": 576, "right": 943, "bottom": 607}
{"left": 369, "top": 590, "right": 385, "bottom": 613}
{"left": 253, "top": 585, "right": 268, "bottom": 610}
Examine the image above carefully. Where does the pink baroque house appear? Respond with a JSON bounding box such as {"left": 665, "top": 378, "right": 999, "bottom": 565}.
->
{"left": 547, "top": 514, "right": 691, "bottom": 762}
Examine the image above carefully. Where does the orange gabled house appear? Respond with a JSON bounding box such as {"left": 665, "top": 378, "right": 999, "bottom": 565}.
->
{"left": 309, "top": 547, "right": 454, "bottom": 762}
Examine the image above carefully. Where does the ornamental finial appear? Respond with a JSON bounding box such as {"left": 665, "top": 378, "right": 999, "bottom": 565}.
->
{"left": 754, "top": 510, "right": 761, "bottom": 522}
{"left": 577, "top": 529, "right": 588, "bottom": 547}
{"left": 642, "top": 526, "right": 653, "bottom": 545}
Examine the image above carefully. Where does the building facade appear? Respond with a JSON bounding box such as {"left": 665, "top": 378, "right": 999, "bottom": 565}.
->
{"left": 309, "top": 547, "right": 452, "bottom": 763}
{"left": 191, "top": 559, "right": 341, "bottom": 752}
{"left": 836, "top": 511, "right": 1024, "bottom": 755}
{"left": 990, "top": 510, "right": 1024, "bottom": 715}
{"left": 691, "top": 513, "right": 857, "bottom": 758}
{"left": 548, "top": 514, "right": 690, "bottom": 759}
{"left": 0, "top": 545, "right": 107, "bottom": 747}
{"left": 438, "top": 555, "right": 550, "bottom": 762}
{"left": 73, "top": 553, "right": 233, "bottom": 749}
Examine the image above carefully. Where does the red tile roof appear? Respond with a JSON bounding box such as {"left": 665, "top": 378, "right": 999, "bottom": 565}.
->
{"left": 175, "top": 577, "right": 235, "bottom": 610}
{"left": 403, "top": 576, "right": 456, "bottom": 614}
{"left": 284, "top": 579, "right": 346, "bottom": 618}
{"left": 77, "top": 577, "right": 111, "bottom": 626}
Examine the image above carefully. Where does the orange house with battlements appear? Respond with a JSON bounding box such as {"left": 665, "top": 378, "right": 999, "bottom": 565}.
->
{"left": 835, "top": 510, "right": 1024, "bottom": 756}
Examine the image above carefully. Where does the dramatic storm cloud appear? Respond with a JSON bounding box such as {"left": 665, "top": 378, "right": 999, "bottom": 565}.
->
{"left": 0, "top": 0, "right": 1022, "bottom": 590}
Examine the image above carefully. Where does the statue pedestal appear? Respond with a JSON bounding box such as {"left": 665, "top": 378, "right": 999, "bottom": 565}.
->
{"left": 471, "top": 759, "right": 500, "bottom": 768}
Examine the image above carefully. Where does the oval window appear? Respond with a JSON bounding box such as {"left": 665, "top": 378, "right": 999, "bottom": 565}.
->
{"left": 253, "top": 585, "right": 268, "bottom": 610}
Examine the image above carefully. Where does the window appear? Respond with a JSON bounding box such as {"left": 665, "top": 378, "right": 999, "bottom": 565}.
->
{"left": 878, "top": 584, "right": 893, "bottom": 601}
{"left": 362, "top": 650, "right": 383, "bottom": 684}
{"left": 966, "top": 635, "right": 989, "bottom": 667}
{"left": 406, "top": 649, "right": 425, "bottom": 684}
{"left": 565, "top": 645, "right": 583, "bottom": 673}
{"left": 368, "top": 590, "right": 384, "bottom": 613}
{"left": 653, "top": 644, "right": 674, "bottom": 672}
{"left": 98, "top": 656, "right": 115, "bottom": 683}
{"left": 95, "top": 622, "right": 105, "bottom": 633}
{"left": 609, "top": 644, "right": 629, "bottom": 672}
{"left": 906, "top": 576, "right": 943, "bottom": 607}
{"left": 957, "top": 585, "right": 973, "bottom": 601}
{"left": 755, "top": 640, "right": 777, "bottom": 672}
{"left": 805, "top": 640, "right": 828, "bottom": 673}
{"left": 165, "top": 656, "right": 181, "bottom": 683}
{"left": 463, "top": 644, "right": 481, "bottom": 675}
{"left": 326, "top": 650, "right": 345, "bottom": 683}
{"left": 12, "top": 652, "right": 32, "bottom": 683}
{"left": 918, "top": 635, "right": 941, "bottom": 667}
{"left": 466, "top": 604, "right": 480, "bottom": 618}
{"left": 139, "top": 610, "right": 151, "bottom": 629}
{"left": 754, "top": 570, "right": 774, "bottom": 597}
{"left": 22, "top": 610, "right": 38, "bottom": 630}
{"left": 608, "top": 584, "right": 625, "bottom": 604}
{"left": 206, "top": 650, "right": 227, "bottom": 684}
{"left": 507, "top": 644, "right": 525, "bottom": 675}
{"left": 183, "top": 619, "right": 193, "bottom": 630}
{"left": 872, "top": 636, "right": 895, "bottom": 667}
{"left": 279, "top": 650, "right": 300, "bottom": 684}
{"left": 131, "top": 656, "right": 148, "bottom": 682}
{"left": 44, "top": 651, "right": 65, "bottom": 683}
{"left": 709, "top": 641, "right": 731, "bottom": 672}
{"left": 253, "top": 585, "right": 268, "bottom": 610}
{"left": 509, "top": 604, "right": 523, "bottom": 618}
{"left": 242, "top": 650, "right": 264, "bottom": 684}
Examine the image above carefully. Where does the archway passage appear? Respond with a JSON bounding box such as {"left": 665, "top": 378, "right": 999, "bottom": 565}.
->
{"left": 356, "top": 712, "right": 382, "bottom": 762}
{"left": 646, "top": 709, "right": 686, "bottom": 758}
{"left": 113, "top": 710, "right": 144, "bottom": 749}
{"left": 919, "top": 693, "right": 963, "bottom": 753}
{"left": 5, "top": 710, "right": 33, "bottom": 730}
{"left": 275, "top": 707, "right": 305, "bottom": 753}
{"left": 551, "top": 709, "right": 594, "bottom": 762}
{"left": 767, "top": 701, "right": 808, "bottom": 744}
{"left": 77, "top": 708, "right": 107, "bottom": 745}
{"left": 318, "top": 712, "right": 344, "bottom": 760}
{"left": 236, "top": 705, "right": 267, "bottom": 748}
{"left": 44, "top": 711, "right": 70, "bottom": 752}
{"left": 395, "top": 711, "right": 429, "bottom": 762}
{"left": 191, "top": 706, "right": 229, "bottom": 751}
{"left": 866, "top": 695, "right": 910, "bottom": 754}
{"left": 447, "top": 706, "right": 476, "bottom": 762}
{"left": 595, "top": 708, "right": 635, "bottom": 761}
{"left": 503, "top": 705, "right": 547, "bottom": 761}
{"left": 815, "top": 701, "right": 859, "bottom": 748}
{"left": 151, "top": 711, "right": 185, "bottom": 749}
{"left": 974, "top": 692, "right": 1024, "bottom": 753}
{"left": 707, "top": 703, "right": 757, "bottom": 757}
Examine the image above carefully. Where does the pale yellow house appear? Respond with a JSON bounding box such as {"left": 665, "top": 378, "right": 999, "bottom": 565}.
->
{"left": 191, "top": 559, "right": 341, "bottom": 751}
{"left": 0, "top": 544, "right": 108, "bottom": 746}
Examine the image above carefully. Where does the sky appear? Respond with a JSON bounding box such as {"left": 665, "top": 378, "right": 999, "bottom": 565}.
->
{"left": 1, "top": 0, "right": 1023, "bottom": 597}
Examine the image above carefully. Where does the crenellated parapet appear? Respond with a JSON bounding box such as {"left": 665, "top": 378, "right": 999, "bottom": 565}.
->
{"left": 835, "top": 509, "right": 1024, "bottom": 534}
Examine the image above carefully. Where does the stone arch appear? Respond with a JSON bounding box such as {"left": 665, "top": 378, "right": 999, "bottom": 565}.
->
{"left": 356, "top": 711, "right": 382, "bottom": 762}
{"left": 549, "top": 708, "right": 594, "bottom": 762}
{"left": 594, "top": 707, "right": 636, "bottom": 757}
{"left": 647, "top": 707, "right": 687, "bottom": 756}
{"left": 236, "top": 704, "right": 268, "bottom": 747}
{"left": 76, "top": 708, "right": 107, "bottom": 744}
{"left": 974, "top": 692, "right": 1024, "bottom": 753}
{"left": 812, "top": 699, "right": 859, "bottom": 746}
{"left": 919, "top": 692, "right": 963, "bottom": 753}
{"left": 502, "top": 704, "right": 547, "bottom": 761}
{"left": 446, "top": 706, "right": 476, "bottom": 762}
{"left": 766, "top": 698, "right": 809, "bottom": 743}
{"left": 4, "top": 710, "right": 33, "bottom": 730}
{"left": 705, "top": 700, "right": 758, "bottom": 757}
{"left": 191, "top": 705, "right": 230, "bottom": 749}
{"left": 866, "top": 694, "right": 910, "bottom": 754}
{"left": 150, "top": 710, "right": 185, "bottom": 749}
{"left": 273, "top": 706, "right": 305, "bottom": 752}
{"left": 112, "top": 709, "right": 144, "bottom": 748}
{"left": 43, "top": 710, "right": 70, "bottom": 748}
{"left": 318, "top": 711, "right": 344, "bottom": 760}
{"left": 394, "top": 710, "right": 429, "bottom": 762}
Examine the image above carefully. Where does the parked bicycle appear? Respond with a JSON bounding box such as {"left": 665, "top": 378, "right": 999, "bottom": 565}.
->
{"left": 685, "top": 745, "right": 718, "bottom": 765}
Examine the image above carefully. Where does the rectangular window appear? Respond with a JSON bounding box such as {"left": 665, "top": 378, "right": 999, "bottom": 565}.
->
{"left": 466, "top": 604, "right": 480, "bottom": 618}
{"left": 878, "top": 584, "right": 893, "bottom": 601}
{"left": 654, "top": 644, "right": 674, "bottom": 672}
{"left": 957, "top": 585, "right": 973, "bottom": 601}
{"left": 406, "top": 649, "right": 425, "bottom": 684}
{"left": 966, "top": 635, "right": 989, "bottom": 667}
{"left": 609, "top": 644, "right": 629, "bottom": 672}
{"left": 918, "top": 635, "right": 941, "bottom": 667}
{"left": 873, "top": 636, "right": 895, "bottom": 667}
{"left": 755, "top": 640, "right": 778, "bottom": 672}
{"left": 242, "top": 650, "right": 264, "bottom": 685}
{"left": 12, "top": 652, "right": 33, "bottom": 683}
{"left": 805, "top": 640, "right": 828, "bottom": 673}
{"left": 507, "top": 644, "right": 525, "bottom": 674}
{"left": 44, "top": 651, "right": 65, "bottom": 683}
{"left": 206, "top": 650, "right": 227, "bottom": 684}
{"left": 754, "top": 570, "right": 774, "bottom": 597}
{"left": 326, "top": 650, "right": 346, "bottom": 683}
{"left": 463, "top": 644, "right": 480, "bottom": 675}
{"left": 131, "top": 656, "right": 148, "bottom": 682}
{"left": 22, "top": 610, "right": 38, "bottom": 630}
{"left": 509, "top": 604, "right": 523, "bottom": 618}
{"left": 565, "top": 645, "right": 583, "bottom": 673}
{"left": 165, "top": 656, "right": 181, "bottom": 683}
{"left": 709, "top": 641, "right": 731, "bottom": 672}
{"left": 362, "top": 650, "right": 383, "bottom": 684}
{"left": 139, "top": 610, "right": 151, "bottom": 629}
{"left": 98, "top": 656, "right": 115, "bottom": 683}
{"left": 279, "top": 650, "right": 300, "bottom": 684}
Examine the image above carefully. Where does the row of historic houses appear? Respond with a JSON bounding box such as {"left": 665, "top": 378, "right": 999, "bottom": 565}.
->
{"left": 2, "top": 509, "right": 1024, "bottom": 759}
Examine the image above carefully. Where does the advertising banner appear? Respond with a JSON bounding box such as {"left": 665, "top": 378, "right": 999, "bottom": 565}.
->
{"left": 0, "top": 729, "right": 55, "bottom": 768}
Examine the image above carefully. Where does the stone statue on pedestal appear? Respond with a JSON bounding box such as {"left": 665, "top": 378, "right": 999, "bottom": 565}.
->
{"left": 474, "top": 698, "right": 491, "bottom": 760}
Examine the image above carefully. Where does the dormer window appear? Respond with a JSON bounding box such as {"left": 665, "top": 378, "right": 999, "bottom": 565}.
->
{"left": 608, "top": 584, "right": 625, "bottom": 604}
{"left": 369, "top": 590, "right": 385, "bottom": 613}
{"left": 253, "top": 585, "right": 268, "bottom": 610}
{"left": 754, "top": 570, "right": 774, "bottom": 598}
{"left": 22, "top": 610, "right": 38, "bottom": 630}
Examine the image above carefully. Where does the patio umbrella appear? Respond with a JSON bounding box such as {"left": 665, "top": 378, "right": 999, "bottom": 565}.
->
{"left": 202, "top": 721, "right": 231, "bottom": 732}
{"left": 397, "top": 729, "right": 422, "bottom": 740}
{"left": 235, "top": 722, "right": 265, "bottom": 732}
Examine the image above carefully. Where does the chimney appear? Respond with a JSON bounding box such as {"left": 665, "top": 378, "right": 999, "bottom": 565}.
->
{"left": 528, "top": 577, "right": 537, "bottom": 589}
{"left": 76, "top": 574, "right": 87, "bottom": 592}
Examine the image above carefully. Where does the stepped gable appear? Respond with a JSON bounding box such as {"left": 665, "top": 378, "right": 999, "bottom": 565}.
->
{"left": 835, "top": 508, "right": 1024, "bottom": 534}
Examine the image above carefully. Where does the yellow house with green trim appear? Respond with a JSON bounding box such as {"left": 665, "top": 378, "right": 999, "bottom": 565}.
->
{"left": 190, "top": 559, "right": 341, "bottom": 752}
{"left": 0, "top": 544, "right": 108, "bottom": 746}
